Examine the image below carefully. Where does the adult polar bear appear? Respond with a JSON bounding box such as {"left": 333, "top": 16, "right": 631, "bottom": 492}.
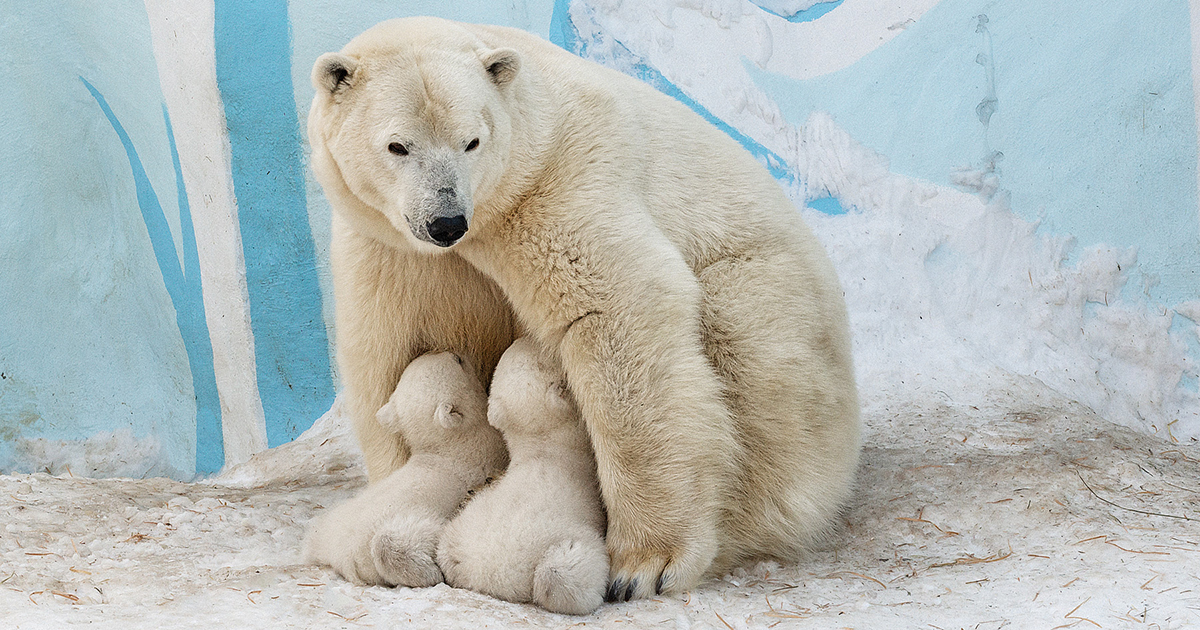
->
{"left": 306, "top": 16, "right": 860, "bottom": 600}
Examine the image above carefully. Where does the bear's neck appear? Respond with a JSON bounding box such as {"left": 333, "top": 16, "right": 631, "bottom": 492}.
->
{"left": 505, "top": 424, "right": 594, "bottom": 468}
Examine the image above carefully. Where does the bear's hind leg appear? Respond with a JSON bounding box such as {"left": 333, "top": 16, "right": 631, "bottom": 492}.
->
{"left": 696, "top": 249, "right": 861, "bottom": 571}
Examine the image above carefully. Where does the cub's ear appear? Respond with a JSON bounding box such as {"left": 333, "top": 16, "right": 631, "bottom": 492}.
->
{"left": 480, "top": 47, "right": 520, "bottom": 86}
{"left": 313, "top": 53, "right": 358, "bottom": 94}
{"left": 375, "top": 401, "right": 400, "bottom": 434}
{"left": 435, "top": 402, "right": 464, "bottom": 429}
{"left": 485, "top": 399, "right": 508, "bottom": 431}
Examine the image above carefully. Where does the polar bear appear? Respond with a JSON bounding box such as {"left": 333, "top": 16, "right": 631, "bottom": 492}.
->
{"left": 306, "top": 16, "right": 860, "bottom": 600}
{"left": 437, "top": 338, "right": 607, "bottom": 615}
{"left": 304, "top": 352, "right": 506, "bottom": 586}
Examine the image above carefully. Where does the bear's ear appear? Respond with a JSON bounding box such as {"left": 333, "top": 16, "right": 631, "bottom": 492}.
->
{"left": 485, "top": 399, "right": 508, "bottom": 431}
{"left": 313, "top": 53, "right": 358, "bottom": 95}
{"left": 375, "top": 401, "right": 400, "bottom": 434}
{"left": 480, "top": 48, "right": 520, "bottom": 87}
{"left": 435, "top": 402, "right": 464, "bottom": 429}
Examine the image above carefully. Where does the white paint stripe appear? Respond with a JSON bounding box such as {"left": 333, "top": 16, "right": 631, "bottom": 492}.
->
{"left": 761, "top": 0, "right": 943, "bottom": 80}
{"left": 144, "top": 0, "right": 268, "bottom": 466}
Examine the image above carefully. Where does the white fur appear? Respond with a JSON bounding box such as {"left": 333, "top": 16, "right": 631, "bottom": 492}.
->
{"left": 308, "top": 17, "right": 861, "bottom": 598}
{"left": 304, "top": 352, "right": 506, "bottom": 586}
{"left": 438, "top": 338, "right": 607, "bottom": 615}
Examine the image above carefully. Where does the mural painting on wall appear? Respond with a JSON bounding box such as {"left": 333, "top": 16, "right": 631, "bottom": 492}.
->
{"left": 80, "top": 79, "right": 225, "bottom": 474}
{"left": 1, "top": 0, "right": 1195, "bottom": 479}
{"left": 1, "top": 2, "right": 336, "bottom": 478}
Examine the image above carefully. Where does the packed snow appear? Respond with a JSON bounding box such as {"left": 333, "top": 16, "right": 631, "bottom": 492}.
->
{"left": 4, "top": 372, "right": 1200, "bottom": 628}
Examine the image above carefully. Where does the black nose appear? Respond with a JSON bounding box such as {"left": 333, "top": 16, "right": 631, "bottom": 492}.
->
{"left": 427, "top": 214, "right": 468, "bottom": 247}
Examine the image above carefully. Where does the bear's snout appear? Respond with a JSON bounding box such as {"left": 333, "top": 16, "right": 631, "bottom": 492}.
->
{"left": 427, "top": 214, "right": 468, "bottom": 247}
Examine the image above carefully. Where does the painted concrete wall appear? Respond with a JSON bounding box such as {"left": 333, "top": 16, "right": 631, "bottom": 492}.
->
{"left": 1, "top": 0, "right": 1196, "bottom": 479}
{"left": 1, "top": 1, "right": 203, "bottom": 478}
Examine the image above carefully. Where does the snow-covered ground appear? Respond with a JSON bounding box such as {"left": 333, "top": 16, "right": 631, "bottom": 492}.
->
{"left": 3, "top": 370, "right": 1199, "bottom": 629}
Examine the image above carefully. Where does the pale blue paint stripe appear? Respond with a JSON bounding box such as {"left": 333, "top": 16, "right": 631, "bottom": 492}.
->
{"left": 81, "top": 78, "right": 224, "bottom": 475}
{"left": 752, "top": 1, "right": 844, "bottom": 23}
{"left": 164, "top": 105, "right": 225, "bottom": 474}
{"left": 214, "top": 0, "right": 335, "bottom": 447}
{"left": 806, "top": 196, "right": 850, "bottom": 215}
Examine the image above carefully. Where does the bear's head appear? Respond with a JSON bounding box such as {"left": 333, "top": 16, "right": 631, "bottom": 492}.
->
{"left": 487, "top": 338, "right": 578, "bottom": 437}
{"left": 376, "top": 351, "right": 487, "bottom": 448}
{"left": 309, "top": 18, "right": 522, "bottom": 251}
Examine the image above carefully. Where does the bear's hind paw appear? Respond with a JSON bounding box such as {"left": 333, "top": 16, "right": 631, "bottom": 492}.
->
{"left": 532, "top": 539, "right": 608, "bottom": 615}
{"left": 370, "top": 513, "right": 445, "bottom": 587}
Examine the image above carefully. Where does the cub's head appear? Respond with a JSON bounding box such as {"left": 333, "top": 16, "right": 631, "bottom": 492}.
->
{"left": 487, "top": 338, "right": 578, "bottom": 437}
{"left": 310, "top": 18, "right": 521, "bottom": 250}
{"left": 376, "top": 352, "right": 487, "bottom": 448}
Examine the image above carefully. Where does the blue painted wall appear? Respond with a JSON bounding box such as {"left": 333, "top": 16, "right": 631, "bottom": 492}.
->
{"left": 0, "top": 1, "right": 200, "bottom": 477}
{"left": 747, "top": 0, "right": 1199, "bottom": 306}
{"left": 80, "top": 81, "right": 224, "bottom": 474}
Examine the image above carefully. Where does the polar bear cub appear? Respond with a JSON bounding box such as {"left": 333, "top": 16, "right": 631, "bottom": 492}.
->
{"left": 437, "top": 338, "right": 608, "bottom": 615}
{"left": 305, "top": 351, "right": 506, "bottom": 587}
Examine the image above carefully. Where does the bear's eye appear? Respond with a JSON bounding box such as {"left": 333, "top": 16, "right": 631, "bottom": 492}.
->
{"left": 465, "top": 138, "right": 480, "bottom": 152}
{"left": 387, "top": 142, "right": 409, "bottom": 156}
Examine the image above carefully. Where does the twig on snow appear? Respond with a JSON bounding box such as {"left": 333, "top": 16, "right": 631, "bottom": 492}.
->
{"left": 1075, "top": 469, "right": 1194, "bottom": 521}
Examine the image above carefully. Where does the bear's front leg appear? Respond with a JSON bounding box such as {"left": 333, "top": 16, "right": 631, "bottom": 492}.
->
{"left": 558, "top": 302, "right": 737, "bottom": 601}
{"left": 331, "top": 218, "right": 517, "bottom": 482}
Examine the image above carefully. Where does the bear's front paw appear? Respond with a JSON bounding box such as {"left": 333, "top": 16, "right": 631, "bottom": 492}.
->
{"left": 604, "top": 527, "right": 717, "bottom": 602}
{"left": 370, "top": 511, "right": 445, "bottom": 587}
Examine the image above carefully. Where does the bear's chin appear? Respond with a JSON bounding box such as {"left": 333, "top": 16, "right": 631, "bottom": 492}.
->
{"left": 404, "top": 229, "right": 465, "bottom": 253}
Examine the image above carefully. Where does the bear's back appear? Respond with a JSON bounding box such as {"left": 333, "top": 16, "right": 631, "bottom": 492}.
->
{"left": 466, "top": 21, "right": 830, "bottom": 278}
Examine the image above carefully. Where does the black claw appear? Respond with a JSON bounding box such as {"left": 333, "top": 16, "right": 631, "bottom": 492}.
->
{"left": 605, "top": 579, "right": 625, "bottom": 603}
{"left": 656, "top": 573, "right": 665, "bottom": 595}
{"left": 623, "top": 578, "right": 638, "bottom": 601}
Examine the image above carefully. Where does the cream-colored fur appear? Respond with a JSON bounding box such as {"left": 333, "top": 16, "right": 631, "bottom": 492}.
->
{"left": 308, "top": 17, "right": 861, "bottom": 599}
{"left": 304, "top": 352, "right": 506, "bottom": 586}
{"left": 438, "top": 338, "right": 607, "bottom": 615}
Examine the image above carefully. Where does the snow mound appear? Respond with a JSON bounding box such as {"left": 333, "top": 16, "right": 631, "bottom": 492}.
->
{"left": 0, "top": 428, "right": 184, "bottom": 480}
{"left": 213, "top": 395, "right": 363, "bottom": 489}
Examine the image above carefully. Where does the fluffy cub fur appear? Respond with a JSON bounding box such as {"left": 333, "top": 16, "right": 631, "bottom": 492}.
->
{"left": 304, "top": 352, "right": 506, "bottom": 586}
{"left": 438, "top": 339, "right": 607, "bottom": 615}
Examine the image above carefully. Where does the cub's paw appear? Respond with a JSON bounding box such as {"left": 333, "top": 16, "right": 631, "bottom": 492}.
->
{"left": 533, "top": 538, "right": 608, "bottom": 615}
{"left": 604, "top": 529, "right": 717, "bottom": 602}
{"left": 304, "top": 500, "right": 389, "bottom": 586}
{"left": 370, "top": 511, "right": 445, "bottom": 588}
